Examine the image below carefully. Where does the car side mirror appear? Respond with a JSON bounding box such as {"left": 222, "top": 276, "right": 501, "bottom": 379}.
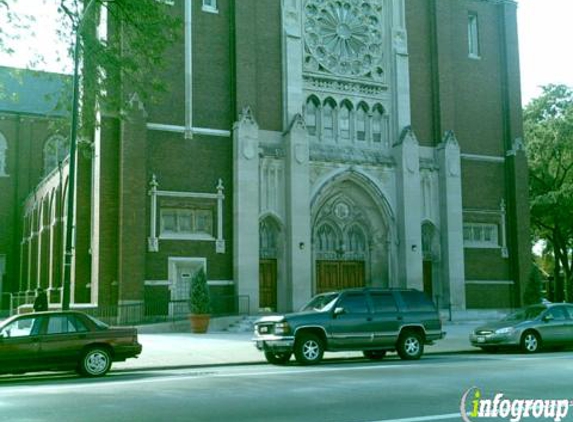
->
{"left": 334, "top": 307, "right": 345, "bottom": 317}
{"left": 542, "top": 314, "right": 554, "bottom": 323}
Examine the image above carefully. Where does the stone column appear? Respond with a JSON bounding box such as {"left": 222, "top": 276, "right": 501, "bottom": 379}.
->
{"left": 117, "top": 93, "right": 148, "bottom": 310}
{"left": 437, "top": 131, "right": 465, "bottom": 310}
{"left": 281, "top": 0, "right": 304, "bottom": 127}
{"left": 284, "top": 114, "right": 312, "bottom": 311}
{"left": 392, "top": 127, "right": 423, "bottom": 289}
{"left": 233, "top": 107, "right": 260, "bottom": 314}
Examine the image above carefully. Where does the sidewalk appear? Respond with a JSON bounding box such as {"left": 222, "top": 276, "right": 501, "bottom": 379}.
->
{"left": 112, "top": 320, "right": 484, "bottom": 372}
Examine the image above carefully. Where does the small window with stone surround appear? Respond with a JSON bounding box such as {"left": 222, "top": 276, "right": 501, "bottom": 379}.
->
{"left": 202, "top": 0, "right": 218, "bottom": 13}
{"left": 160, "top": 206, "right": 214, "bottom": 240}
{"left": 468, "top": 12, "right": 480, "bottom": 58}
{"left": 463, "top": 223, "right": 498, "bottom": 248}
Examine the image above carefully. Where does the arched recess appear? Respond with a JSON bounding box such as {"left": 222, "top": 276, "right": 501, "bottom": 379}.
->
{"left": 259, "top": 214, "right": 285, "bottom": 312}
{"left": 421, "top": 220, "right": 442, "bottom": 307}
{"left": 322, "top": 97, "right": 337, "bottom": 141}
{"left": 0, "top": 132, "right": 8, "bottom": 176}
{"left": 305, "top": 95, "right": 320, "bottom": 137}
{"left": 43, "top": 135, "right": 69, "bottom": 176}
{"left": 311, "top": 169, "right": 397, "bottom": 293}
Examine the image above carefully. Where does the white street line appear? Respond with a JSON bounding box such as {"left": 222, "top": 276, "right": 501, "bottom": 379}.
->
{"left": 362, "top": 413, "right": 462, "bottom": 422}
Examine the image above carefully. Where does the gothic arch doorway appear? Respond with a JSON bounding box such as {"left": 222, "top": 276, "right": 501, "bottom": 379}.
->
{"left": 422, "top": 221, "right": 441, "bottom": 306}
{"left": 259, "top": 216, "right": 282, "bottom": 311}
{"left": 311, "top": 170, "right": 395, "bottom": 294}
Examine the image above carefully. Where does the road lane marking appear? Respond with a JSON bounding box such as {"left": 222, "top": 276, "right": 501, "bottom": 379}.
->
{"left": 363, "top": 413, "right": 462, "bottom": 422}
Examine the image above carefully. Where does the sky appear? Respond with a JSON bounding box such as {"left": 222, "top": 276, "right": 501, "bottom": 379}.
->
{"left": 0, "top": 0, "right": 572, "bottom": 106}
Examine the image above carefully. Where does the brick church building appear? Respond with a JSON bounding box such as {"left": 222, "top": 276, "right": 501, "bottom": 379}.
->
{"left": 0, "top": 0, "right": 530, "bottom": 316}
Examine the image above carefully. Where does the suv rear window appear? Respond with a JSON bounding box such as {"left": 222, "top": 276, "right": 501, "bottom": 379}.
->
{"left": 400, "top": 291, "right": 436, "bottom": 312}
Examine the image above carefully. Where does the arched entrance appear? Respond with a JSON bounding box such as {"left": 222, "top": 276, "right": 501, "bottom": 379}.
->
{"left": 422, "top": 221, "right": 441, "bottom": 306}
{"left": 259, "top": 216, "right": 282, "bottom": 311}
{"left": 311, "top": 170, "right": 395, "bottom": 294}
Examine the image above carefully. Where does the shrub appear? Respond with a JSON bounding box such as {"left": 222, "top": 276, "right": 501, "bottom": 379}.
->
{"left": 189, "top": 267, "right": 211, "bottom": 314}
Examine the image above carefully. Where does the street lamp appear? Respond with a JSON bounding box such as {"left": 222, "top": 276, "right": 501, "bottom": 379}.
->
{"left": 62, "top": 0, "right": 110, "bottom": 310}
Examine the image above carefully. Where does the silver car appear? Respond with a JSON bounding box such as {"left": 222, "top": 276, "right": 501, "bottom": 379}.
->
{"left": 469, "top": 303, "right": 573, "bottom": 353}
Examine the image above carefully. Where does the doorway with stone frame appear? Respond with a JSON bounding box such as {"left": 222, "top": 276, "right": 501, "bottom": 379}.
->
{"left": 259, "top": 216, "right": 285, "bottom": 312}
{"left": 167, "top": 257, "right": 206, "bottom": 318}
{"left": 311, "top": 171, "right": 396, "bottom": 294}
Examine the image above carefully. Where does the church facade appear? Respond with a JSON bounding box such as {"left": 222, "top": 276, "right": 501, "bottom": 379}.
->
{"left": 1, "top": 0, "right": 530, "bottom": 316}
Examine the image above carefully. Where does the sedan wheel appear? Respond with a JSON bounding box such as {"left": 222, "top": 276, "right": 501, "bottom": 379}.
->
{"left": 521, "top": 331, "right": 540, "bottom": 353}
{"left": 397, "top": 332, "right": 424, "bottom": 360}
{"left": 78, "top": 347, "right": 112, "bottom": 377}
{"left": 264, "top": 351, "right": 292, "bottom": 365}
{"left": 294, "top": 334, "right": 324, "bottom": 365}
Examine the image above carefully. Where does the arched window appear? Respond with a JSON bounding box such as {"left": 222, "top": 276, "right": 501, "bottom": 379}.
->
{"left": 43, "top": 135, "right": 69, "bottom": 176}
{"left": 317, "top": 223, "right": 339, "bottom": 253}
{"left": 372, "top": 105, "right": 385, "bottom": 143}
{"left": 322, "top": 99, "right": 336, "bottom": 140}
{"left": 305, "top": 97, "right": 320, "bottom": 136}
{"left": 259, "top": 218, "right": 279, "bottom": 259}
{"left": 339, "top": 101, "right": 352, "bottom": 141}
{"left": 356, "top": 104, "right": 368, "bottom": 142}
{"left": 0, "top": 133, "right": 7, "bottom": 176}
{"left": 347, "top": 225, "right": 366, "bottom": 253}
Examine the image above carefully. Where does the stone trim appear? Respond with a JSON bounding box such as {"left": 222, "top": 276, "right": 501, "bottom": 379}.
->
{"left": 465, "top": 280, "right": 515, "bottom": 285}
{"left": 146, "top": 123, "right": 231, "bottom": 138}
{"left": 461, "top": 153, "right": 505, "bottom": 163}
{"left": 148, "top": 175, "right": 225, "bottom": 253}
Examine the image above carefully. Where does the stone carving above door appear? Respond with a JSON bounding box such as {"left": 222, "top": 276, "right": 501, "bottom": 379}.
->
{"left": 303, "top": 0, "right": 386, "bottom": 81}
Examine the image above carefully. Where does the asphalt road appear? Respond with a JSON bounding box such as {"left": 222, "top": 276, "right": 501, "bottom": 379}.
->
{"left": 1, "top": 351, "right": 573, "bottom": 422}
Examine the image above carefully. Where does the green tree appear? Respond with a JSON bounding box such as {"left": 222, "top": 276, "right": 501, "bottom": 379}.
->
{"left": 1, "top": 0, "right": 180, "bottom": 138}
{"left": 523, "top": 265, "right": 543, "bottom": 305}
{"left": 525, "top": 84, "right": 573, "bottom": 301}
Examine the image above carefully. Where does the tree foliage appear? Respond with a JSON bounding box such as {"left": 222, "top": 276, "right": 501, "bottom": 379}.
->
{"left": 1, "top": 0, "right": 181, "bottom": 139}
{"left": 523, "top": 265, "right": 543, "bottom": 305}
{"left": 525, "top": 84, "right": 573, "bottom": 301}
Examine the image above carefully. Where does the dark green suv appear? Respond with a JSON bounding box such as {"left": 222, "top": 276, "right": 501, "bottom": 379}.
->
{"left": 253, "top": 288, "right": 445, "bottom": 365}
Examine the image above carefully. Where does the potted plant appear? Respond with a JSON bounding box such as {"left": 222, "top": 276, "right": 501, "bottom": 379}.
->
{"left": 188, "top": 267, "right": 211, "bottom": 333}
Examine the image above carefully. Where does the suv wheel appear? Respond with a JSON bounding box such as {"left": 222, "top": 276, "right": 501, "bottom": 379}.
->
{"left": 397, "top": 331, "right": 424, "bottom": 360}
{"left": 264, "top": 351, "right": 292, "bottom": 365}
{"left": 363, "top": 350, "right": 386, "bottom": 360}
{"left": 294, "top": 333, "right": 324, "bottom": 365}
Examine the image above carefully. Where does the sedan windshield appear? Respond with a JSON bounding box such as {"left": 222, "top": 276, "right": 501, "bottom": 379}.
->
{"left": 301, "top": 293, "right": 339, "bottom": 312}
{"left": 503, "top": 306, "right": 546, "bottom": 322}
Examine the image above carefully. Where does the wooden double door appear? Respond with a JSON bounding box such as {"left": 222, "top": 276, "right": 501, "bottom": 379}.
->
{"left": 316, "top": 260, "right": 365, "bottom": 294}
{"left": 259, "top": 259, "right": 277, "bottom": 311}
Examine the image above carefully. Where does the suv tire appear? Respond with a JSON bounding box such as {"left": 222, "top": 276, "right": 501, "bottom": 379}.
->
{"left": 294, "top": 333, "right": 324, "bottom": 365}
{"left": 396, "top": 331, "right": 424, "bottom": 360}
{"left": 264, "top": 351, "right": 292, "bottom": 365}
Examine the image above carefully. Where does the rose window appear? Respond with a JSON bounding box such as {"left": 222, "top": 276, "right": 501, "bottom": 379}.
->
{"left": 304, "top": 0, "right": 385, "bottom": 78}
